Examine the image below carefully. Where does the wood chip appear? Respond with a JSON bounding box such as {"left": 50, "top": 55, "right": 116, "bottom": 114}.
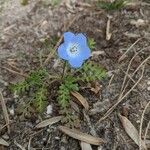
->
{"left": 119, "top": 114, "right": 146, "bottom": 149}
{"left": 58, "top": 126, "right": 105, "bottom": 145}
{"left": 106, "top": 15, "right": 112, "bottom": 41}
{"left": 91, "top": 51, "right": 105, "bottom": 57}
{"left": 35, "top": 116, "right": 62, "bottom": 128}
{"left": 0, "top": 138, "right": 9, "bottom": 146}
{"left": 90, "top": 82, "right": 101, "bottom": 94}
{"left": 71, "top": 92, "right": 89, "bottom": 110}
{"left": 80, "top": 141, "right": 93, "bottom": 150}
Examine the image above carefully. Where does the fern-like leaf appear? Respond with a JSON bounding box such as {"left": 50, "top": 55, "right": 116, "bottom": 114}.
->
{"left": 96, "top": 0, "right": 128, "bottom": 10}
{"left": 58, "top": 76, "right": 79, "bottom": 110}
{"left": 78, "top": 62, "right": 106, "bottom": 82}
{"left": 88, "top": 38, "right": 96, "bottom": 50}
{"left": 11, "top": 80, "right": 30, "bottom": 94}
{"left": 34, "top": 87, "right": 48, "bottom": 112}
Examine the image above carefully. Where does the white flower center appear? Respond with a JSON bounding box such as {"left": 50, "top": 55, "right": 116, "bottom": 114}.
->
{"left": 67, "top": 43, "right": 80, "bottom": 57}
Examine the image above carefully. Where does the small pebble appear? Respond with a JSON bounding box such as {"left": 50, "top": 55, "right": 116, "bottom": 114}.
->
{"left": 147, "top": 86, "right": 150, "bottom": 91}
{"left": 147, "top": 80, "right": 150, "bottom": 85}
{"left": 9, "top": 106, "right": 15, "bottom": 116}
{"left": 46, "top": 104, "right": 53, "bottom": 115}
{"left": 55, "top": 137, "right": 60, "bottom": 140}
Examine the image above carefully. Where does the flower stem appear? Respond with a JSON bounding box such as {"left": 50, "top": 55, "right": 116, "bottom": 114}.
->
{"left": 62, "top": 61, "right": 68, "bottom": 78}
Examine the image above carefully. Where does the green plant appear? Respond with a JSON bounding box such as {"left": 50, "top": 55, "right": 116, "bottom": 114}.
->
{"left": 77, "top": 62, "right": 106, "bottom": 82}
{"left": 11, "top": 69, "right": 48, "bottom": 93}
{"left": 33, "top": 86, "right": 48, "bottom": 112}
{"left": 58, "top": 76, "right": 79, "bottom": 110}
{"left": 42, "top": 0, "right": 61, "bottom": 6}
{"left": 20, "top": 0, "right": 28, "bottom": 5}
{"left": 11, "top": 69, "right": 49, "bottom": 112}
{"left": 10, "top": 34, "right": 106, "bottom": 127}
{"left": 96, "top": 0, "right": 129, "bottom": 10}
{"left": 88, "top": 38, "right": 96, "bottom": 50}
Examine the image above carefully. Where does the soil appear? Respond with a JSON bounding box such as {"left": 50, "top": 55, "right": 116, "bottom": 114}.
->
{"left": 0, "top": 0, "right": 150, "bottom": 150}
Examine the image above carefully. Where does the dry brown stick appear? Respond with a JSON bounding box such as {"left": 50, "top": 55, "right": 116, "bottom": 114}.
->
{"left": 96, "top": 64, "right": 145, "bottom": 125}
{"left": 96, "top": 49, "right": 150, "bottom": 125}
{"left": 0, "top": 92, "right": 10, "bottom": 134}
{"left": 119, "top": 55, "right": 150, "bottom": 104}
{"left": 118, "top": 38, "right": 141, "bottom": 62}
{"left": 115, "top": 49, "right": 150, "bottom": 109}
{"left": 144, "top": 121, "right": 150, "bottom": 142}
{"left": 120, "top": 47, "right": 147, "bottom": 93}
{"left": 1, "top": 66, "right": 27, "bottom": 77}
{"left": 83, "top": 110, "right": 97, "bottom": 136}
{"left": 106, "top": 15, "right": 112, "bottom": 41}
{"left": 7, "top": 61, "right": 22, "bottom": 73}
{"left": 133, "top": 55, "right": 150, "bottom": 75}
{"left": 139, "top": 101, "right": 150, "bottom": 150}
{"left": 43, "top": 15, "right": 79, "bottom": 66}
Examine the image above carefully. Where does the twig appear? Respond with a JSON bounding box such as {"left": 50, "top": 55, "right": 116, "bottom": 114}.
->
{"left": 43, "top": 15, "right": 79, "bottom": 65}
{"left": 106, "top": 15, "right": 112, "bottom": 41}
{"left": 144, "top": 121, "right": 150, "bottom": 142}
{"left": 96, "top": 64, "right": 145, "bottom": 125}
{"left": 108, "top": 74, "right": 115, "bottom": 87}
{"left": 118, "top": 38, "right": 141, "bottom": 62}
{"left": 0, "top": 92, "right": 10, "bottom": 134}
{"left": 83, "top": 110, "right": 97, "bottom": 136}
{"left": 14, "top": 140, "right": 26, "bottom": 150}
{"left": 7, "top": 61, "right": 22, "bottom": 73}
{"left": 139, "top": 101, "right": 150, "bottom": 150}
{"left": 120, "top": 47, "right": 147, "bottom": 93}
{"left": 27, "top": 137, "right": 32, "bottom": 150}
{"left": 1, "top": 66, "right": 27, "bottom": 77}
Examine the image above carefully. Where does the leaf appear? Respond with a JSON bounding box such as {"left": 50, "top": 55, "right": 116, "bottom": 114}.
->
{"left": 58, "top": 126, "right": 105, "bottom": 145}
{"left": 35, "top": 116, "right": 62, "bottom": 128}
{"left": 80, "top": 142, "right": 93, "bottom": 150}
{"left": 90, "top": 82, "right": 101, "bottom": 94}
{"left": 71, "top": 91, "right": 89, "bottom": 110}
{"left": 119, "top": 114, "right": 146, "bottom": 149}
{"left": 0, "top": 138, "right": 9, "bottom": 146}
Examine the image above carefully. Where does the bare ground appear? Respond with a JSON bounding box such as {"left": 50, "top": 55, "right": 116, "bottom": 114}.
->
{"left": 0, "top": 0, "right": 150, "bottom": 150}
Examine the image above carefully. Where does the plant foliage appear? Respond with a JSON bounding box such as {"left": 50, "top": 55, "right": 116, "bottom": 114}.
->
{"left": 78, "top": 62, "right": 106, "bottom": 82}
{"left": 33, "top": 87, "right": 48, "bottom": 112}
{"left": 58, "top": 76, "right": 79, "bottom": 110}
{"left": 97, "top": 0, "right": 129, "bottom": 10}
{"left": 11, "top": 69, "right": 49, "bottom": 112}
{"left": 88, "top": 38, "right": 96, "bottom": 50}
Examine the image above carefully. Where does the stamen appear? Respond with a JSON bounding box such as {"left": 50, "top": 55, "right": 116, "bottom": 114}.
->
{"left": 67, "top": 43, "right": 79, "bottom": 57}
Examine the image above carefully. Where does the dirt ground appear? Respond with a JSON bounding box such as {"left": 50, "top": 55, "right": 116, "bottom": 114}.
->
{"left": 0, "top": 0, "right": 150, "bottom": 150}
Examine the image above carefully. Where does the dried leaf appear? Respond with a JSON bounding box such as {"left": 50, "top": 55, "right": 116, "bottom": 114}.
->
{"left": 90, "top": 82, "right": 101, "bottom": 94}
{"left": 58, "top": 126, "right": 105, "bottom": 145}
{"left": 80, "top": 141, "right": 93, "bottom": 150}
{"left": 119, "top": 114, "right": 146, "bottom": 149}
{"left": 35, "top": 116, "right": 62, "bottom": 128}
{"left": 71, "top": 92, "right": 89, "bottom": 110}
{"left": 0, "top": 138, "right": 9, "bottom": 146}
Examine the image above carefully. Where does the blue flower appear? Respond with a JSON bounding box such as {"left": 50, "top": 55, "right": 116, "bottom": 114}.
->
{"left": 58, "top": 32, "right": 91, "bottom": 68}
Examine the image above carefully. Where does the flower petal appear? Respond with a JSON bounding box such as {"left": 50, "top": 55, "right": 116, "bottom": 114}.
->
{"left": 58, "top": 43, "right": 68, "bottom": 60}
{"left": 64, "top": 32, "right": 75, "bottom": 42}
{"left": 68, "top": 58, "right": 84, "bottom": 68}
{"left": 75, "top": 33, "right": 87, "bottom": 46}
{"left": 79, "top": 45, "right": 91, "bottom": 60}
